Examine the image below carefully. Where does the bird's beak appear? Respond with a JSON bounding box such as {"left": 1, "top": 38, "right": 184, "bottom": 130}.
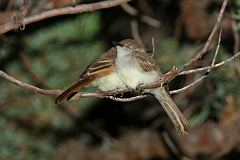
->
{"left": 112, "top": 41, "right": 121, "bottom": 46}
{"left": 145, "top": 48, "right": 152, "bottom": 53}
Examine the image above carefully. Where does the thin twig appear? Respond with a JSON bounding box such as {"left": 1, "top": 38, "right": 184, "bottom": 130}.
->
{"left": 170, "top": 76, "right": 207, "bottom": 94}
{"left": 131, "top": 19, "right": 144, "bottom": 48}
{"left": 65, "top": 92, "right": 148, "bottom": 102}
{"left": 19, "top": 52, "right": 49, "bottom": 88}
{"left": 180, "top": 0, "right": 228, "bottom": 71}
{"left": 0, "top": 70, "right": 61, "bottom": 96}
{"left": 231, "top": 18, "right": 239, "bottom": 54}
{"left": 0, "top": 0, "right": 131, "bottom": 35}
{"left": 209, "top": 29, "right": 222, "bottom": 69}
{"left": 230, "top": 19, "right": 240, "bottom": 74}
{"left": 151, "top": 37, "right": 155, "bottom": 57}
{"left": 171, "top": 30, "right": 222, "bottom": 94}
{"left": 179, "top": 51, "right": 240, "bottom": 75}
{"left": 118, "top": 46, "right": 239, "bottom": 92}
{"left": 100, "top": 94, "right": 149, "bottom": 102}
{"left": 120, "top": 3, "right": 161, "bottom": 28}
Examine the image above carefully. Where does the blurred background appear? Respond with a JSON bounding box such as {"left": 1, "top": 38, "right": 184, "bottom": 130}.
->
{"left": 0, "top": 0, "right": 240, "bottom": 159}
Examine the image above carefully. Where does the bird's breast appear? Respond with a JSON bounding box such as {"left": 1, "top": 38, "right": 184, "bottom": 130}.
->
{"left": 116, "top": 55, "right": 159, "bottom": 89}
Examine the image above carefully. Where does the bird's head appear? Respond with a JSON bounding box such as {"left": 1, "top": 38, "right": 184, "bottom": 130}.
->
{"left": 113, "top": 39, "right": 145, "bottom": 56}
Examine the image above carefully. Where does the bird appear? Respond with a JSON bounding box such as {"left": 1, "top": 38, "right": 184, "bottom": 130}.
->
{"left": 55, "top": 47, "right": 126, "bottom": 104}
{"left": 114, "top": 39, "right": 190, "bottom": 134}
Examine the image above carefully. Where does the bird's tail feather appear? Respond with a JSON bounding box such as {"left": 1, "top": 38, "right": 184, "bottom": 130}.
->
{"left": 55, "top": 77, "right": 94, "bottom": 104}
{"left": 151, "top": 87, "right": 190, "bottom": 135}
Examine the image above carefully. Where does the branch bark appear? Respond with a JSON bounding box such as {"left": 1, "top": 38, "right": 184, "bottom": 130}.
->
{"left": 0, "top": 0, "right": 131, "bottom": 35}
{"left": 171, "top": 29, "right": 222, "bottom": 94}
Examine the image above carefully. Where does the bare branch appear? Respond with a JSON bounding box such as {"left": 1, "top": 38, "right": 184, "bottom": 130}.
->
{"left": 0, "top": 69, "right": 149, "bottom": 102}
{"left": 171, "top": 29, "right": 222, "bottom": 94}
{"left": 121, "top": 3, "right": 161, "bottom": 28}
{"left": 0, "top": 70, "right": 61, "bottom": 96}
{"left": 180, "top": 0, "right": 228, "bottom": 71}
{"left": 131, "top": 20, "right": 144, "bottom": 48}
{"left": 209, "top": 29, "right": 222, "bottom": 68}
{"left": 97, "top": 94, "right": 149, "bottom": 102}
{"left": 179, "top": 51, "right": 240, "bottom": 75}
{"left": 170, "top": 76, "right": 207, "bottom": 95}
{"left": 151, "top": 37, "right": 155, "bottom": 57}
{"left": 231, "top": 21, "right": 239, "bottom": 54}
{"left": 19, "top": 52, "right": 49, "bottom": 88}
{"left": 0, "top": 0, "right": 131, "bottom": 35}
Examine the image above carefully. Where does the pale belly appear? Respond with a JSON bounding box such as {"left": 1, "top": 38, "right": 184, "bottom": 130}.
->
{"left": 93, "top": 72, "right": 126, "bottom": 91}
{"left": 116, "top": 56, "right": 159, "bottom": 89}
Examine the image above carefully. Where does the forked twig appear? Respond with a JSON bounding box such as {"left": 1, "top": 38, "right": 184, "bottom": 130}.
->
{"left": 171, "top": 29, "right": 222, "bottom": 94}
{"left": 179, "top": 51, "right": 240, "bottom": 75}
{"left": 179, "top": 0, "right": 228, "bottom": 71}
{"left": 121, "top": 3, "right": 161, "bottom": 28}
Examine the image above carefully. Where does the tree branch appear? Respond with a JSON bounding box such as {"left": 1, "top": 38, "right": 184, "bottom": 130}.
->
{"left": 171, "top": 29, "right": 222, "bottom": 94}
{"left": 180, "top": 0, "right": 228, "bottom": 71}
{"left": 0, "top": 0, "right": 131, "bottom": 35}
{"left": 179, "top": 51, "right": 240, "bottom": 75}
{"left": 120, "top": 3, "right": 161, "bottom": 28}
{"left": 0, "top": 69, "right": 150, "bottom": 102}
{"left": 0, "top": 70, "right": 61, "bottom": 96}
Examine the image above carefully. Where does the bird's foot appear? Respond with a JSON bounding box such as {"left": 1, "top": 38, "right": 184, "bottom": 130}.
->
{"left": 136, "top": 83, "right": 144, "bottom": 93}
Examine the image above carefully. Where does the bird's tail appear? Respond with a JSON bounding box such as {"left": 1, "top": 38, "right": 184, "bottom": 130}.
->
{"left": 150, "top": 87, "right": 190, "bottom": 135}
{"left": 55, "top": 77, "right": 94, "bottom": 104}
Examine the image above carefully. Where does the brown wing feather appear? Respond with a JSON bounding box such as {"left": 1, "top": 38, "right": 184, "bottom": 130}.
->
{"left": 80, "top": 47, "right": 116, "bottom": 79}
{"left": 56, "top": 47, "right": 116, "bottom": 104}
{"left": 134, "top": 51, "right": 160, "bottom": 72}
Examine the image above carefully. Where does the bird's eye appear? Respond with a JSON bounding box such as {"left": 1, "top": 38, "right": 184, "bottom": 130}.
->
{"left": 145, "top": 48, "right": 152, "bottom": 53}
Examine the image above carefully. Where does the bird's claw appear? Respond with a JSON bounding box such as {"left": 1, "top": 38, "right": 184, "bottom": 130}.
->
{"left": 136, "top": 83, "right": 144, "bottom": 93}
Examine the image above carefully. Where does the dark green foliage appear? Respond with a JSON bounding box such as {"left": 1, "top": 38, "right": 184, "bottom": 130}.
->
{"left": 190, "top": 49, "right": 240, "bottom": 126}
{"left": 155, "top": 38, "right": 191, "bottom": 72}
{"left": 0, "top": 13, "right": 103, "bottom": 159}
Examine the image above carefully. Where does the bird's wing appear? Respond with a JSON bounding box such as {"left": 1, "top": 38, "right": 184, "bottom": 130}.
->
{"left": 55, "top": 47, "right": 117, "bottom": 104}
{"left": 134, "top": 51, "right": 160, "bottom": 72}
{"left": 80, "top": 47, "right": 116, "bottom": 79}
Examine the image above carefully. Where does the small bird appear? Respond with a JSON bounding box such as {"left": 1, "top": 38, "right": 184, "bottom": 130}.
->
{"left": 55, "top": 47, "right": 126, "bottom": 104}
{"left": 115, "top": 39, "right": 190, "bottom": 134}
